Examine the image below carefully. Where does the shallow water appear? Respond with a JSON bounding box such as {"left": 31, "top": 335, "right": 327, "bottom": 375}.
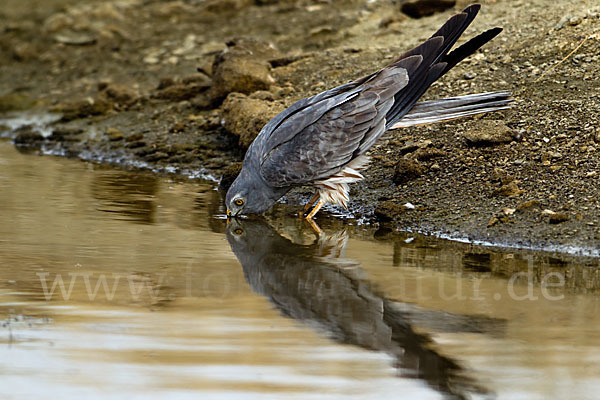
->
{"left": 1, "top": 140, "right": 600, "bottom": 400}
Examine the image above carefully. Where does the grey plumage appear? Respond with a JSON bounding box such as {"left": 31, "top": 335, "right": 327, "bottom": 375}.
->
{"left": 226, "top": 218, "right": 503, "bottom": 399}
{"left": 226, "top": 4, "right": 512, "bottom": 217}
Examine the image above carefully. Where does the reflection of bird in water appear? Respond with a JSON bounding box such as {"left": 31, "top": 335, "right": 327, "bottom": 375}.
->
{"left": 226, "top": 218, "right": 502, "bottom": 400}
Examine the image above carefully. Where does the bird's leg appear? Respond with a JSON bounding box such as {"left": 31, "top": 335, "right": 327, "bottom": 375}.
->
{"left": 304, "top": 216, "right": 323, "bottom": 235}
{"left": 299, "top": 193, "right": 320, "bottom": 218}
{"left": 305, "top": 200, "right": 324, "bottom": 220}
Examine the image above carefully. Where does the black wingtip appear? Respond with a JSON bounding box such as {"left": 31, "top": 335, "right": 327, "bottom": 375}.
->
{"left": 462, "top": 4, "right": 481, "bottom": 14}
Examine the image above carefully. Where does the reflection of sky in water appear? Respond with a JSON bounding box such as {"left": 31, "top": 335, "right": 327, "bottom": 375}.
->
{"left": 1, "top": 141, "right": 600, "bottom": 400}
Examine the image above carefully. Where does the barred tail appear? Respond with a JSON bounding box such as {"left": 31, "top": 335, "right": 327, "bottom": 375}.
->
{"left": 390, "top": 91, "right": 512, "bottom": 129}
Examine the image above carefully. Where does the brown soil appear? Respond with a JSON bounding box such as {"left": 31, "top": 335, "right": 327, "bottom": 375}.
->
{"left": 1, "top": 0, "right": 599, "bottom": 254}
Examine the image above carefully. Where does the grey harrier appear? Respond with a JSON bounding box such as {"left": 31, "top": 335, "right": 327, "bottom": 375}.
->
{"left": 226, "top": 4, "right": 511, "bottom": 219}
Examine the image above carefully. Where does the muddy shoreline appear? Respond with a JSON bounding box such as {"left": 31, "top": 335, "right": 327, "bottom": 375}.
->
{"left": 1, "top": 0, "right": 599, "bottom": 255}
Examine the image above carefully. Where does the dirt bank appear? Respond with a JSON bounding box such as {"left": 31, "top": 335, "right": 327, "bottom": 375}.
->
{"left": 1, "top": 0, "right": 599, "bottom": 254}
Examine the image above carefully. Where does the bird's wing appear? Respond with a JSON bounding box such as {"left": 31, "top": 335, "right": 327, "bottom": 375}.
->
{"left": 259, "top": 63, "right": 412, "bottom": 187}
{"left": 257, "top": 4, "right": 503, "bottom": 187}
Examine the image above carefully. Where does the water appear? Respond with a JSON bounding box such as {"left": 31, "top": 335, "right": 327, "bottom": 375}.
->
{"left": 1, "top": 140, "right": 600, "bottom": 400}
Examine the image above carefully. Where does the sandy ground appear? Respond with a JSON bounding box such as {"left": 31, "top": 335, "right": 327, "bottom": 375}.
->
{"left": 1, "top": 0, "right": 599, "bottom": 253}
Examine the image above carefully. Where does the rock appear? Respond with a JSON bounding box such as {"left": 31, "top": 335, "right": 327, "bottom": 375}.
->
{"left": 490, "top": 167, "right": 514, "bottom": 185}
{"left": 106, "top": 128, "right": 124, "bottom": 141}
{"left": 170, "top": 122, "right": 186, "bottom": 133}
{"left": 401, "top": 0, "right": 456, "bottom": 19}
{"left": 221, "top": 93, "right": 284, "bottom": 147}
{"left": 212, "top": 38, "right": 278, "bottom": 99}
{"left": 153, "top": 83, "right": 211, "bottom": 101}
{"left": 492, "top": 181, "right": 524, "bottom": 197}
{"left": 462, "top": 120, "right": 516, "bottom": 146}
{"left": 202, "top": 0, "right": 253, "bottom": 13}
{"left": 374, "top": 201, "right": 406, "bottom": 222}
{"left": 487, "top": 216, "right": 499, "bottom": 228}
{"left": 393, "top": 159, "right": 426, "bottom": 185}
{"left": 14, "top": 127, "right": 44, "bottom": 147}
{"left": 126, "top": 133, "right": 144, "bottom": 142}
{"left": 12, "top": 42, "right": 37, "bottom": 61}
{"left": 502, "top": 207, "right": 516, "bottom": 216}
{"left": 218, "top": 162, "right": 243, "bottom": 192}
{"left": 412, "top": 147, "right": 446, "bottom": 161}
{"left": 49, "top": 126, "right": 84, "bottom": 142}
{"left": 182, "top": 73, "right": 212, "bottom": 85}
{"left": 102, "top": 84, "right": 138, "bottom": 106}
{"left": 191, "top": 90, "right": 222, "bottom": 110}
{"left": 549, "top": 212, "right": 569, "bottom": 224}
{"left": 516, "top": 200, "right": 541, "bottom": 212}
{"left": 50, "top": 97, "right": 113, "bottom": 121}
{"left": 53, "top": 31, "right": 97, "bottom": 45}
{"left": 144, "top": 151, "right": 169, "bottom": 162}
{"left": 157, "top": 77, "right": 176, "bottom": 90}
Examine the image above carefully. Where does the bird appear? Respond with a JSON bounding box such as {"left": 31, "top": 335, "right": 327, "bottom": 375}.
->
{"left": 226, "top": 4, "right": 512, "bottom": 220}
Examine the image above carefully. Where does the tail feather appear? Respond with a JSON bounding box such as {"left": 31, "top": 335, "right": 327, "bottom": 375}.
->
{"left": 390, "top": 92, "right": 513, "bottom": 129}
{"left": 384, "top": 4, "right": 505, "bottom": 129}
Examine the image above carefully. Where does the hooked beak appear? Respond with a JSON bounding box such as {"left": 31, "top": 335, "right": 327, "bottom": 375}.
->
{"left": 226, "top": 209, "right": 231, "bottom": 217}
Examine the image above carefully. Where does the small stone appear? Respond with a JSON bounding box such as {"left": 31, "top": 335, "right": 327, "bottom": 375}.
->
{"left": 14, "top": 128, "right": 44, "bottom": 147}
{"left": 492, "top": 181, "right": 524, "bottom": 197}
{"left": 490, "top": 167, "right": 514, "bottom": 185}
{"left": 12, "top": 42, "right": 37, "bottom": 61}
{"left": 516, "top": 200, "right": 541, "bottom": 211}
{"left": 54, "top": 31, "right": 97, "bottom": 46}
{"left": 374, "top": 201, "right": 406, "bottom": 222}
{"left": 463, "top": 120, "right": 516, "bottom": 146}
{"left": 106, "top": 128, "right": 124, "bottom": 141}
{"left": 412, "top": 147, "right": 446, "bottom": 161}
{"left": 157, "top": 77, "right": 176, "bottom": 90}
{"left": 102, "top": 84, "right": 138, "bottom": 106}
{"left": 170, "top": 122, "right": 186, "bottom": 133}
{"left": 549, "top": 212, "right": 569, "bottom": 224}
{"left": 50, "top": 97, "right": 112, "bottom": 121}
{"left": 143, "top": 55, "right": 160, "bottom": 64}
{"left": 393, "top": 159, "right": 426, "bottom": 184}
{"left": 49, "top": 127, "right": 84, "bottom": 142}
{"left": 568, "top": 16, "right": 582, "bottom": 26}
{"left": 463, "top": 71, "right": 476, "bottom": 80}
{"left": 153, "top": 82, "right": 211, "bottom": 101}
{"left": 126, "top": 133, "right": 144, "bottom": 142}
{"left": 487, "top": 216, "right": 499, "bottom": 227}
{"left": 502, "top": 207, "right": 516, "bottom": 216}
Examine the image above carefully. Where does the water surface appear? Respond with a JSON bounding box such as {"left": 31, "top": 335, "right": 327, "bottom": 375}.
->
{"left": 1, "top": 141, "right": 600, "bottom": 400}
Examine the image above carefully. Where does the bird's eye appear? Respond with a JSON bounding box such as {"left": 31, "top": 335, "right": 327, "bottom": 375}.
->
{"left": 234, "top": 228, "right": 244, "bottom": 235}
{"left": 234, "top": 199, "right": 244, "bottom": 206}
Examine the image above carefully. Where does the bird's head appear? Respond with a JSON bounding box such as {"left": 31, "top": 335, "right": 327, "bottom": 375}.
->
{"left": 225, "top": 167, "right": 286, "bottom": 216}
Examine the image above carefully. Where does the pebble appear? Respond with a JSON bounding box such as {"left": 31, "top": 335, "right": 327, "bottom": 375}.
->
{"left": 106, "top": 128, "right": 124, "bottom": 141}
{"left": 393, "top": 159, "right": 426, "bottom": 185}
{"left": 549, "top": 212, "right": 569, "bottom": 224}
